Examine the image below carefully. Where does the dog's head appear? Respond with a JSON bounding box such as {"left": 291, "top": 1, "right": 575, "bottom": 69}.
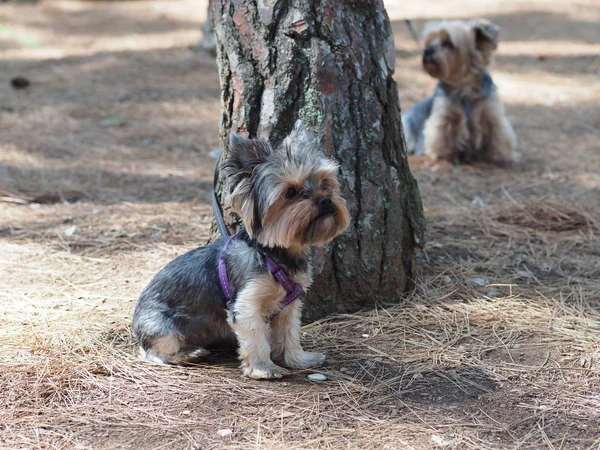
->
{"left": 223, "top": 121, "right": 350, "bottom": 251}
{"left": 421, "top": 19, "right": 500, "bottom": 87}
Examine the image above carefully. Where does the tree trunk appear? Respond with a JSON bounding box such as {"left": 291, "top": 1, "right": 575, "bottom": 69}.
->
{"left": 212, "top": 0, "right": 425, "bottom": 321}
{"left": 198, "top": 2, "right": 217, "bottom": 56}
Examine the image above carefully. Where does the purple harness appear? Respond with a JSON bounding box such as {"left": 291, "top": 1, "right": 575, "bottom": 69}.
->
{"left": 218, "top": 232, "right": 304, "bottom": 321}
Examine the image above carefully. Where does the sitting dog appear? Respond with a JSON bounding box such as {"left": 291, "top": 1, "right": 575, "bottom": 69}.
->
{"left": 402, "top": 19, "right": 517, "bottom": 166}
{"left": 132, "top": 121, "right": 350, "bottom": 379}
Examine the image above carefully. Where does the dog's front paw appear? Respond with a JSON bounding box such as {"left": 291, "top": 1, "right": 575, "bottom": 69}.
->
{"left": 243, "top": 362, "right": 290, "bottom": 380}
{"left": 285, "top": 351, "right": 326, "bottom": 369}
{"left": 491, "top": 157, "right": 516, "bottom": 168}
{"left": 429, "top": 159, "right": 454, "bottom": 172}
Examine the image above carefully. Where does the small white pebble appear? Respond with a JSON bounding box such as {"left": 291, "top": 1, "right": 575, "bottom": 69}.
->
{"left": 217, "top": 429, "right": 232, "bottom": 437}
{"left": 182, "top": 410, "right": 190, "bottom": 415}
{"left": 471, "top": 195, "right": 485, "bottom": 208}
{"left": 431, "top": 434, "right": 450, "bottom": 447}
{"left": 307, "top": 373, "right": 327, "bottom": 382}
{"left": 361, "top": 334, "right": 369, "bottom": 338}
{"left": 63, "top": 225, "right": 80, "bottom": 236}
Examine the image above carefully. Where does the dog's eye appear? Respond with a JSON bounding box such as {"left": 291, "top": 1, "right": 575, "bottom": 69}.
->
{"left": 442, "top": 41, "right": 454, "bottom": 49}
{"left": 285, "top": 187, "right": 298, "bottom": 199}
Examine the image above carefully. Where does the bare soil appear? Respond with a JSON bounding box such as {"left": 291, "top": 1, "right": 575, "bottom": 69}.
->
{"left": 1, "top": 1, "right": 599, "bottom": 449}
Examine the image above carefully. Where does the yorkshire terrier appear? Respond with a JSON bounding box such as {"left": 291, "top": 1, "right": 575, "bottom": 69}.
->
{"left": 132, "top": 121, "right": 350, "bottom": 379}
{"left": 402, "top": 19, "right": 517, "bottom": 166}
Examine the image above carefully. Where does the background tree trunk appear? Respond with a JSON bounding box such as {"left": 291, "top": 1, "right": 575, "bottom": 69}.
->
{"left": 212, "top": 0, "right": 425, "bottom": 321}
{"left": 198, "top": 2, "right": 217, "bottom": 56}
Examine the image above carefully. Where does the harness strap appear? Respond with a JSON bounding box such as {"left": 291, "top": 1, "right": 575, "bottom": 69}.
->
{"left": 212, "top": 151, "right": 230, "bottom": 238}
{"left": 218, "top": 232, "right": 240, "bottom": 306}
{"left": 218, "top": 233, "right": 304, "bottom": 321}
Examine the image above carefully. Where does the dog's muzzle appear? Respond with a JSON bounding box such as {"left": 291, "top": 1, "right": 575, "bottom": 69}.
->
{"left": 317, "top": 196, "right": 335, "bottom": 215}
{"left": 423, "top": 47, "right": 436, "bottom": 64}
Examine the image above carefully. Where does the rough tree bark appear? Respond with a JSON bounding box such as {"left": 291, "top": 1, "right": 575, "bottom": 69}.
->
{"left": 212, "top": 0, "right": 425, "bottom": 321}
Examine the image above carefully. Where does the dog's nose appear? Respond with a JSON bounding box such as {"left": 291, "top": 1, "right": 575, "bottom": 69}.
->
{"left": 317, "top": 196, "right": 335, "bottom": 214}
{"left": 423, "top": 47, "right": 435, "bottom": 63}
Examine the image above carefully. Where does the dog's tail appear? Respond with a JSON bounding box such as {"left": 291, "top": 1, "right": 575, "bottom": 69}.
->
{"left": 212, "top": 151, "right": 230, "bottom": 237}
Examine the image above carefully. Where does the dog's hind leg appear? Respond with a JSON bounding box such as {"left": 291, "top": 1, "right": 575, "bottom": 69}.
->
{"left": 139, "top": 334, "right": 210, "bottom": 365}
{"left": 169, "top": 347, "right": 211, "bottom": 365}
{"left": 402, "top": 97, "right": 434, "bottom": 156}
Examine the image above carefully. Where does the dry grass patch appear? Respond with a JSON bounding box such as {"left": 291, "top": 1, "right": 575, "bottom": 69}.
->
{"left": 495, "top": 200, "right": 599, "bottom": 233}
{"left": 2, "top": 262, "right": 599, "bottom": 448}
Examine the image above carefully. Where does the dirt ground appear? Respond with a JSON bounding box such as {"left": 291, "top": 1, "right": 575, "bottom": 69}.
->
{"left": 1, "top": 0, "right": 599, "bottom": 449}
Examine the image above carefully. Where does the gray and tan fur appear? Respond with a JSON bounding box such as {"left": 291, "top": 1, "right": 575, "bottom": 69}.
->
{"left": 132, "top": 121, "right": 350, "bottom": 379}
{"left": 402, "top": 19, "right": 517, "bottom": 166}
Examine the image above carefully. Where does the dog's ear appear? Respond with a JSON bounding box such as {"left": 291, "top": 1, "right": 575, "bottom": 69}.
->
{"left": 472, "top": 19, "right": 500, "bottom": 56}
{"left": 289, "top": 120, "right": 315, "bottom": 146}
{"left": 223, "top": 134, "right": 272, "bottom": 235}
{"left": 223, "top": 134, "right": 272, "bottom": 194}
{"left": 282, "top": 120, "right": 324, "bottom": 158}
